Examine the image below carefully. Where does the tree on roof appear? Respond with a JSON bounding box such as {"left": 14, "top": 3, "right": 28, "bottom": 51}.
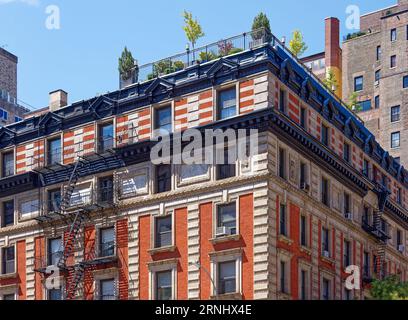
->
{"left": 289, "top": 30, "right": 308, "bottom": 57}
{"left": 183, "top": 10, "right": 205, "bottom": 54}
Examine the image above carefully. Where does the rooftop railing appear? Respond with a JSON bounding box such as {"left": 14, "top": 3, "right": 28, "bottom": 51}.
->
{"left": 128, "top": 27, "right": 363, "bottom": 124}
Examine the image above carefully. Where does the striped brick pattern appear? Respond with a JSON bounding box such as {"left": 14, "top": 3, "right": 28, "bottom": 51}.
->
{"left": 308, "top": 111, "right": 321, "bottom": 141}
{"left": 351, "top": 146, "right": 363, "bottom": 172}
{"left": 16, "top": 140, "right": 45, "bottom": 174}
{"left": 239, "top": 79, "right": 255, "bottom": 114}
{"left": 288, "top": 92, "right": 300, "bottom": 124}
{"left": 63, "top": 124, "right": 95, "bottom": 164}
{"left": 116, "top": 108, "right": 152, "bottom": 146}
{"left": 174, "top": 90, "right": 213, "bottom": 131}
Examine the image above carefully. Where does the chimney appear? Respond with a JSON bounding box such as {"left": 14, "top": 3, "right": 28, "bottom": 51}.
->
{"left": 324, "top": 17, "right": 342, "bottom": 98}
{"left": 49, "top": 89, "right": 68, "bottom": 111}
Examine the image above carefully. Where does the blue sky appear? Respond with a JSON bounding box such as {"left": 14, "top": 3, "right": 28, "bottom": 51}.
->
{"left": 0, "top": 0, "right": 397, "bottom": 109}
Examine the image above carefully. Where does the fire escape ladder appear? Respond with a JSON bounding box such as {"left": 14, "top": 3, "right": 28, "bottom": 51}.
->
{"left": 66, "top": 263, "right": 86, "bottom": 300}
{"left": 60, "top": 160, "right": 82, "bottom": 212}
{"left": 375, "top": 188, "right": 390, "bottom": 279}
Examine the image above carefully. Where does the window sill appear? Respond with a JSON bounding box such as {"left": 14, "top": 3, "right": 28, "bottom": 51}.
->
{"left": 0, "top": 272, "right": 17, "bottom": 280}
{"left": 320, "top": 255, "right": 335, "bottom": 265}
{"left": 210, "top": 293, "right": 242, "bottom": 300}
{"left": 210, "top": 234, "right": 241, "bottom": 245}
{"left": 148, "top": 245, "right": 177, "bottom": 255}
{"left": 278, "top": 235, "right": 293, "bottom": 245}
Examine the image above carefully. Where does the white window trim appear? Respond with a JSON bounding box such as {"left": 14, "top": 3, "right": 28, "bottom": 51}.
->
{"left": 0, "top": 197, "right": 16, "bottom": 229}
{"left": 152, "top": 101, "right": 174, "bottom": 136}
{"left": 46, "top": 134, "right": 63, "bottom": 166}
{"left": 321, "top": 226, "right": 332, "bottom": 258}
{"left": 279, "top": 201, "right": 289, "bottom": 238}
{"left": 176, "top": 161, "right": 211, "bottom": 188}
{"left": 213, "top": 198, "right": 239, "bottom": 239}
{"left": 149, "top": 261, "right": 177, "bottom": 300}
{"left": 96, "top": 118, "right": 116, "bottom": 151}
{"left": 94, "top": 272, "right": 119, "bottom": 300}
{"left": 96, "top": 224, "right": 117, "bottom": 259}
{"left": 0, "top": 284, "right": 18, "bottom": 300}
{"left": 151, "top": 211, "right": 175, "bottom": 250}
{"left": 320, "top": 272, "right": 335, "bottom": 300}
{"left": 117, "top": 167, "right": 149, "bottom": 199}
{"left": 18, "top": 196, "right": 40, "bottom": 222}
{"left": 0, "top": 148, "right": 16, "bottom": 178}
{"left": 0, "top": 244, "right": 17, "bottom": 276}
{"left": 153, "top": 163, "right": 173, "bottom": 194}
{"left": 210, "top": 252, "right": 242, "bottom": 297}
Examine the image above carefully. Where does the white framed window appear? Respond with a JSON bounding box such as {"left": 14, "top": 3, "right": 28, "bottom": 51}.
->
{"left": 178, "top": 162, "right": 210, "bottom": 186}
{"left": 0, "top": 286, "right": 17, "bottom": 300}
{"left": 69, "top": 182, "right": 92, "bottom": 207}
{"left": 277, "top": 250, "right": 292, "bottom": 296}
{"left": 214, "top": 200, "right": 239, "bottom": 239}
{"left": 153, "top": 214, "right": 173, "bottom": 249}
{"left": 321, "top": 226, "right": 331, "bottom": 258}
{"left": 98, "top": 226, "right": 116, "bottom": 258}
{"left": 94, "top": 272, "right": 118, "bottom": 301}
{"left": 298, "top": 265, "right": 311, "bottom": 300}
{"left": 149, "top": 262, "right": 177, "bottom": 300}
{"left": 1, "top": 245, "right": 16, "bottom": 275}
{"left": 19, "top": 198, "right": 40, "bottom": 220}
{"left": 119, "top": 168, "right": 149, "bottom": 199}
{"left": 216, "top": 86, "right": 238, "bottom": 120}
{"left": 210, "top": 252, "right": 242, "bottom": 297}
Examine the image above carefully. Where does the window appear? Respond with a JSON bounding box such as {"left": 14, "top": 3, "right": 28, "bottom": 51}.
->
{"left": 397, "top": 188, "right": 402, "bottom": 205}
{"left": 278, "top": 148, "right": 286, "bottom": 180}
{"left": 397, "top": 229, "right": 402, "bottom": 250}
{"left": 1, "top": 246, "right": 15, "bottom": 275}
{"left": 2, "top": 294, "right": 15, "bottom": 300}
{"left": 300, "top": 162, "right": 308, "bottom": 189}
{"left": 155, "top": 215, "right": 172, "bottom": 248}
{"left": 321, "top": 177, "right": 330, "bottom": 207}
{"left": 391, "top": 55, "right": 397, "bottom": 68}
{"left": 375, "top": 95, "right": 380, "bottom": 109}
{"left": 0, "top": 108, "right": 8, "bottom": 121}
{"left": 217, "top": 88, "right": 236, "bottom": 120}
{"left": 376, "top": 46, "right": 381, "bottom": 61}
{"left": 363, "top": 252, "right": 370, "bottom": 277}
{"left": 344, "top": 240, "right": 351, "bottom": 268}
{"left": 154, "top": 105, "right": 172, "bottom": 132}
{"left": 363, "top": 159, "right": 369, "bottom": 177}
{"left": 216, "top": 148, "right": 236, "bottom": 180}
{"left": 48, "top": 189, "right": 61, "bottom": 213}
{"left": 300, "top": 270, "right": 308, "bottom": 300}
{"left": 344, "top": 289, "right": 352, "bottom": 301}
{"left": 391, "top": 132, "right": 400, "bottom": 148}
{"left": 300, "top": 107, "right": 307, "bottom": 129}
{"left": 404, "top": 76, "right": 408, "bottom": 88}
{"left": 322, "top": 278, "right": 331, "bottom": 300}
{"left": 98, "top": 176, "right": 114, "bottom": 203}
{"left": 300, "top": 215, "right": 307, "bottom": 247}
{"left": 280, "top": 261, "right": 287, "bottom": 294}
{"left": 155, "top": 271, "right": 172, "bottom": 300}
{"left": 360, "top": 100, "right": 372, "bottom": 112}
{"left": 217, "top": 202, "right": 237, "bottom": 237}
{"left": 279, "top": 89, "right": 287, "bottom": 113}
{"left": 14, "top": 116, "right": 23, "bottom": 123}
{"left": 373, "top": 255, "right": 378, "bottom": 274}
{"left": 354, "top": 76, "right": 363, "bottom": 91}
{"left": 391, "top": 28, "right": 397, "bottom": 41}
{"left": 100, "top": 227, "right": 115, "bottom": 257}
{"left": 391, "top": 106, "right": 400, "bottom": 122}
{"left": 48, "top": 237, "right": 62, "bottom": 266}
{"left": 47, "top": 137, "right": 61, "bottom": 165}
{"left": 344, "top": 192, "right": 351, "bottom": 215}
{"left": 322, "top": 227, "right": 330, "bottom": 256}
{"left": 343, "top": 142, "right": 350, "bottom": 163}
{"left": 155, "top": 164, "right": 172, "bottom": 193}
{"left": 99, "top": 279, "right": 115, "bottom": 300}
{"left": 375, "top": 70, "right": 381, "bottom": 82}
{"left": 98, "top": 122, "right": 114, "bottom": 153}
{"left": 2, "top": 152, "right": 14, "bottom": 177}
{"left": 48, "top": 289, "right": 62, "bottom": 301}
{"left": 2, "top": 200, "right": 14, "bottom": 228}
{"left": 321, "top": 124, "right": 329, "bottom": 146}
{"left": 362, "top": 206, "right": 370, "bottom": 225}
{"left": 279, "top": 204, "right": 287, "bottom": 237}
{"left": 218, "top": 261, "right": 236, "bottom": 295}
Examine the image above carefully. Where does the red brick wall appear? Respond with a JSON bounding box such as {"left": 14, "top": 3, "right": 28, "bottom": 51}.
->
{"left": 117, "top": 219, "right": 129, "bottom": 300}
{"left": 34, "top": 236, "right": 45, "bottom": 300}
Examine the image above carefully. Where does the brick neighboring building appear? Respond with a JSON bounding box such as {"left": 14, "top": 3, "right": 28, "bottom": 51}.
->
{"left": 342, "top": 0, "right": 408, "bottom": 166}
{"left": 0, "top": 48, "right": 29, "bottom": 126}
{"left": 0, "top": 28, "right": 407, "bottom": 301}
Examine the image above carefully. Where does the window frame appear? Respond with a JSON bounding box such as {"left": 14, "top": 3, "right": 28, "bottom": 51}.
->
{"left": 391, "top": 28, "right": 397, "bottom": 42}
{"left": 155, "top": 164, "right": 172, "bottom": 194}
{"left": 354, "top": 76, "right": 363, "bottom": 92}
{"left": 403, "top": 76, "right": 408, "bottom": 89}
{"left": 321, "top": 176, "right": 330, "bottom": 207}
{"left": 154, "top": 104, "right": 173, "bottom": 133}
{"left": 321, "top": 226, "right": 331, "bottom": 257}
{"left": 214, "top": 200, "right": 239, "bottom": 239}
{"left": 1, "top": 151, "right": 15, "bottom": 178}
{"left": 1, "top": 199, "right": 15, "bottom": 228}
{"left": 47, "top": 136, "right": 62, "bottom": 166}
{"left": 391, "top": 105, "right": 400, "bottom": 123}
{"left": 97, "top": 121, "right": 115, "bottom": 153}
{"left": 98, "top": 226, "right": 116, "bottom": 258}
{"left": 390, "top": 55, "right": 397, "bottom": 69}
{"left": 99, "top": 278, "right": 116, "bottom": 301}
{"left": 216, "top": 86, "right": 238, "bottom": 121}
{"left": 153, "top": 214, "right": 174, "bottom": 249}
{"left": 278, "top": 147, "right": 287, "bottom": 180}
{"left": 1, "top": 245, "right": 16, "bottom": 275}
{"left": 321, "top": 123, "right": 329, "bottom": 146}
{"left": 391, "top": 131, "right": 401, "bottom": 149}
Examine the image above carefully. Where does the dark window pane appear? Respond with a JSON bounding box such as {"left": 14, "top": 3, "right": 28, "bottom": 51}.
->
{"left": 391, "top": 132, "right": 400, "bottom": 148}
{"left": 2, "top": 247, "right": 15, "bottom": 274}
{"left": 48, "top": 238, "right": 62, "bottom": 266}
{"left": 2, "top": 152, "right": 14, "bottom": 177}
{"left": 279, "top": 204, "right": 287, "bottom": 236}
{"left": 300, "top": 107, "right": 307, "bottom": 128}
{"left": 375, "top": 96, "right": 380, "bottom": 109}
{"left": 3, "top": 200, "right": 14, "bottom": 227}
{"left": 156, "top": 271, "right": 172, "bottom": 300}
{"left": 391, "top": 106, "right": 400, "bottom": 122}
{"left": 98, "top": 123, "right": 114, "bottom": 152}
{"left": 48, "top": 138, "right": 61, "bottom": 165}
{"left": 321, "top": 125, "right": 329, "bottom": 146}
{"left": 155, "top": 106, "right": 172, "bottom": 132}
{"left": 155, "top": 216, "right": 172, "bottom": 248}
{"left": 48, "top": 189, "right": 61, "bottom": 212}
{"left": 218, "top": 88, "right": 236, "bottom": 120}
{"left": 217, "top": 203, "right": 237, "bottom": 236}
{"left": 48, "top": 289, "right": 62, "bottom": 301}
{"left": 354, "top": 76, "right": 363, "bottom": 91}
{"left": 300, "top": 215, "right": 307, "bottom": 247}
{"left": 100, "top": 279, "right": 115, "bottom": 300}
{"left": 218, "top": 261, "right": 236, "bottom": 295}
{"left": 391, "top": 55, "right": 397, "bottom": 68}
{"left": 391, "top": 28, "right": 397, "bottom": 41}
{"left": 99, "top": 176, "right": 114, "bottom": 203}
{"left": 217, "top": 149, "right": 235, "bottom": 180}
{"left": 156, "top": 165, "right": 171, "bottom": 193}
{"left": 100, "top": 227, "right": 115, "bottom": 257}
{"left": 360, "top": 100, "right": 371, "bottom": 112}
{"left": 404, "top": 76, "right": 408, "bottom": 89}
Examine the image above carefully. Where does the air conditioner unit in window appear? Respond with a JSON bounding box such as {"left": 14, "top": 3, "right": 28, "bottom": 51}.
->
{"left": 300, "top": 182, "right": 310, "bottom": 191}
{"left": 323, "top": 250, "right": 330, "bottom": 258}
{"left": 345, "top": 212, "right": 353, "bottom": 220}
{"left": 398, "top": 245, "right": 405, "bottom": 253}
{"left": 374, "top": 80, "right": 379, "bottom": 86}
{"left": 216, "top": 226, "right": 228, "bottom": 238}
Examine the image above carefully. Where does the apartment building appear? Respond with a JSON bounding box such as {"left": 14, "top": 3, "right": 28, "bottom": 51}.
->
{"left": 342, "top": 0, "right": 408, "bottom": 166}
{"left": 0, "top": 48, "right": 29, "bottom": 126}
{"left": 0, "top": 29, "right": 408, "bottom": 301}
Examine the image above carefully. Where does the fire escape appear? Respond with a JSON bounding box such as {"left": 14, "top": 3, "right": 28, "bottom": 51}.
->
{"left": 34, "top": 137, "right": 122, "bottom": 300}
